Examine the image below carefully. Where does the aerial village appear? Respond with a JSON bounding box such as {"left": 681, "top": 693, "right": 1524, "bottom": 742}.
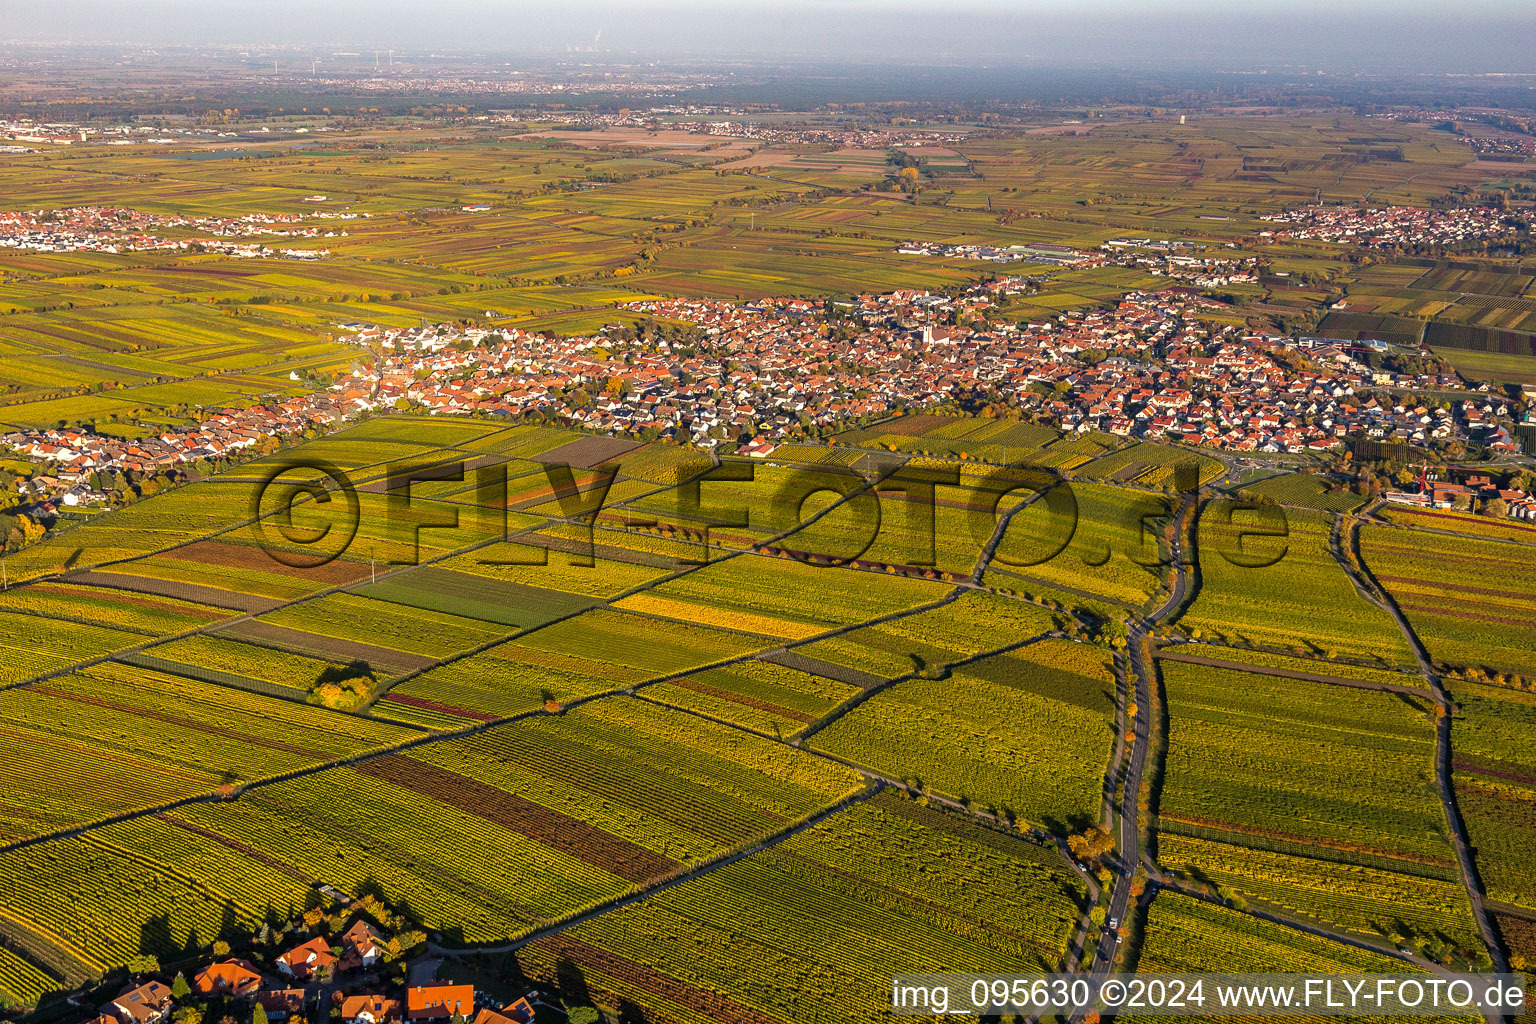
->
{"left": 891, "top": 237, "right": 1261, "bottom": 288}
{"left": 80, "top": 900, "right": 547, "bottom": 1024}
{"left": 1258, "top": 204, "right": 1523, "bottom": 247}
{"left": 0, "top": 207, "right": 356, "bottom": 258}
{"left": 327, "top": 283, "right": 1510, "bottom": 457}
{"left": 6, "top": 280, "right": 1530, "bottom": 522}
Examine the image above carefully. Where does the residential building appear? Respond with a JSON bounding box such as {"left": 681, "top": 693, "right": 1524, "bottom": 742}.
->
{"left": 275, "top": 936, "right": 339, "bottom": 981}
{"left": 406, "top": 984, "right": 475, "bottom": 1022}
{"left": 99, "top": 981, "right": 174, "bottom": 1024}
{"left": 192, "top": 959, "right": 263, "bottom": 999}
{"left": 342, "top": 994, "right": 404, "bottom": 1024}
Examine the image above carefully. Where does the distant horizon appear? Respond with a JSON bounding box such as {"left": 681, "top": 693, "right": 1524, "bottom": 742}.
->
{"left": 7, "top": 0, "right": 1536, "bottom": 73}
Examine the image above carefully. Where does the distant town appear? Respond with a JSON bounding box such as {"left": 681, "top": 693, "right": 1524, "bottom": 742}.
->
{"left": 0, "top": 206, "right": 354, "bottom": 260}
{"left": 7, "top": 279, "right": 1530, "bottom": 521}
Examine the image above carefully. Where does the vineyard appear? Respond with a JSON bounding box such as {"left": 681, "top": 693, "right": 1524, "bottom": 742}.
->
{"left": 991, "top": 483, "right": 1173, "bottom": 608}
{"left": 1137, "top": 891, "right": 1416, "bottom": 972}
{"left": 1377, "top": 504, "right": 1536, "bottom": 543}
{"left": 350, "top": 565, "right": 601, "bottom": 629}
{"left": 808, "top": 640, "right": 1115, "bottom": 827}
{"left": 1159, "top": 662, "right": 1451, "bottom": 863}
{"left": 518, "top": 796, "right": 1085, "bottom": 1024}
{"left": 510, "top": 607, "right": 770, "bottom": 677}
{"left": 1360, "top": 524, "right": 1536, "bottom": 677}
{"left": 644, "top": 660, "right": 860, "bottom": 737}
{"left": 1079, "top": 441, "right": 1224, "bottom": 490}
{"left": 1157, "top": 643, "right": 1425, "bottom": 689}
{"left": 637, "top": 552, "right": 948, "bottom": 631}
{"left": 255, "top": 592, "right": 510, "bottom": 660}
{"left": 1157, "top": 834, "right": 1482, "bottom": 952}
{"left": 1446, "top": 682, "right": 1536, "bottom": 910}
{"left": 379, "top": 639, "right": 643, "bottom": 726}
{"left": 1182, "top": 507, "right": 1413, "bottom": 663}
{"left": 1127, "top": 893, "right": 1465, "bottom": 1024}
{"left": 0, "top": 697, "right": 866, "bottom": 977}
{"left": 0, "top": 612, "right": 144, "bottom": 685}
{"left": 138, "top": 634, "right": 347, "bottom": 693}
{"left": 1234, "top": 472, "right": 1370, "bottom": 513}
{"left": 791, "top": 592, "right": 1056, "bottom": 679}
{"left": 0, "top": 662, "right": 417, "bottom": 844}
{"left": 0, "top": 581, "right": 233, "bottom": 637}
{"left": 437, "top": 551, "right": 671, "bottom": 598}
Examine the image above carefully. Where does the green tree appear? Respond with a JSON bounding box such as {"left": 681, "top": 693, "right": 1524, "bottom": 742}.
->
{"left": 567, "top": 1008, "right": 601, "bottom": 1024}
{"left": 126, "top": 954, "right": 161, "bottom": 976}
{"left": 1098, "top": 619, "right": 1129, "bottom": 649}
{"left": 171, "top": 974, "right": 191, "bottom": 1001}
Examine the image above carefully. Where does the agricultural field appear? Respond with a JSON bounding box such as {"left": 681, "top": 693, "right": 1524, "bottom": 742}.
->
{"left": 0, "top": 105, "right": 1528, "bottom": 1019}
{"left": 1181, "top": 506, "right": 1414, "bottom": 663}
{"left": 1136, "top": 890, "right": 1425, "bottom": 974}
{"left": 807, "top": 639, "right": 1116, "bottom": 828}
{"left": 1360, "top": 524, "right": 1536, "bottom": 677}
{"left": 1158, "top": 662, "right": 1451, "bottom": 863}
{"left": 518, "top": 795, "right": 1085, "bottom": 1024}
{"left": 0, "top": 661, "right": 417, "bottom": 844}
{"left": 1445, "top": 682, "right": 1536, "bottom": 911}
{"left": 0, "top": 697, "right": 864, "bottom": 976}
{"left": 1235, "top": 472, "right": 1370, "bottom": 513}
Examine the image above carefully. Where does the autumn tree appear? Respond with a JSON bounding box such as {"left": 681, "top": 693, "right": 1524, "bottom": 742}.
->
{"left": 1068, "top": 826, "right": 1115, "bottom": 863}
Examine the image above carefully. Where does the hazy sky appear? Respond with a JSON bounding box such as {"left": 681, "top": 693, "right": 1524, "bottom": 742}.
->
{"left": 7, "top": 0, "right": 1536, "bottom": 71}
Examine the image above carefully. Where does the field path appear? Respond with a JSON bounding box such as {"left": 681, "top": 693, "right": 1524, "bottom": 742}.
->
{"left": 426, "top": 782, "right": 882, "bottom": 956}
{"left": 1153, "top": 650, "right": 1424, "bottom": 695}
{"left": 1351, "top": 512, "right": 1510, "bottom": 979}
{"left": 1146, "top": 874, "right": 1503, "bottom": 1011}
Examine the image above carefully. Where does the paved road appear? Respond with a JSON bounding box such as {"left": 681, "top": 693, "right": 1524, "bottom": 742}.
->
{"left": 1075, "top": 474, "right": 1210, "bottom": 1003}
{"left": 1088, "top": 622, "right": 1152, "bottom": 976}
